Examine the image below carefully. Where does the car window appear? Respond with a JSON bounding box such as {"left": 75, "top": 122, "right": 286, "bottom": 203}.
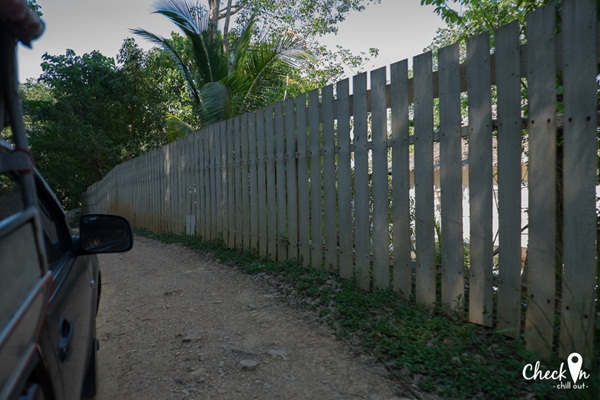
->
{"left": 0, "top": 173, "right": 23, "bottom": 222}
{"left": 0, "top": 173, "right": 40, "bottom": 330}
{"left": 36, "top": 185, "right": 69, "bottom": 270}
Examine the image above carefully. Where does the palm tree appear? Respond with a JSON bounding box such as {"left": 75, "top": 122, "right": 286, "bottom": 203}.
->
{"left": 132, "top": 0, "right": 312, "bottom": 131}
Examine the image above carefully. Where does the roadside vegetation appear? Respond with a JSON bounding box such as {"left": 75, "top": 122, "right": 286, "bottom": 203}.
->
{"left": 136, "top": 229, "right": 599, "bottom": 400}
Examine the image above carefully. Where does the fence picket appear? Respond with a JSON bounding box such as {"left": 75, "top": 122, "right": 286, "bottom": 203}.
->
{"left": 239, "top": 114, "right": 251, "bottom": 248}
{"left": 353, "top": 73, "right": 371, "bottom": 291}
{"left": 322, "top": 85, "right": 337, "bottom": 271}
{"left": 266, "top": 106, "right": 277, "bottom": 259}
{"left": 217, "top": 122, "right": 225, "bottom": 239}
{"left": 227, "top": 118, "right": 236, "bottom": 246}
{"left": 285, "top": 99, "right": 299, "bottom": 261}
{"left": 194, "top": 133, "right": 202, "bottom": 237}
{"left": 309, "top": 90, "right": 323, "bottom": 268}
{"left": 336, "top": 79, "right": 354, "bottom": 280}
{"left": 438, "top": 42, "right": 465, "bottom": 312}
{"left": 414, "top": 52, "right": 436, "bottom": 307}
{"left": 296, "top": 94, "right": 310, "bottom": 266}
{"left": 371, "top": 67, "right": 390, "bottom": 289}
{"left": 275, "top": 102, "right": 287, "bottom": 262}
{"left": 560, "top": 0, "right": 597, "bottom": 364}
{"left": 256, "top": 109, "right": 268, "bottom": 257}
{"left": 214, "top": 126, "right": 220, "bottom": 238}
{"left": 467, "top": 32, "right": 494, "bottom": 327}
{"left": 390, "top": 60, "right": 412, "bottom": 298}
{"left": 202, "top": 131, "right": 210, "bottom": 239}
{"left": 248, "top": 111, "right": 259, "bottom": 251}
{"left": 495, "top": 20, "right": 523, "bottom": 337}
{"left": 525, "top": 4, "right": 557, "bottom": 355}
{"left": 234, "top": 115, "right": 243, "bottom": 248}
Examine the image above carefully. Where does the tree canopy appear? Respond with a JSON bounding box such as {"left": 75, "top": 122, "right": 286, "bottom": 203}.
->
{"left": 133, "top": 0, "right": 314, "bottom": 129}
{"left": 22, "top": 40, "right": 193, "bottom": 208}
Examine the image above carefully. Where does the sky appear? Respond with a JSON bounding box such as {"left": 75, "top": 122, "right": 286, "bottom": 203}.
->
{"left": 17, "top": 0, "right": 446, "bottom": 82}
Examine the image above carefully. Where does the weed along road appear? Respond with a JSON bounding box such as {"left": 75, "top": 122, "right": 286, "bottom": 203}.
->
{"left": 94, "top": 235, "right": 417, "bottom": 400}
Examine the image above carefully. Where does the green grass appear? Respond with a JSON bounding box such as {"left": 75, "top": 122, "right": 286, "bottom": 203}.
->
{"left": 135, "top": 229, "right": 599, "bottom": 399}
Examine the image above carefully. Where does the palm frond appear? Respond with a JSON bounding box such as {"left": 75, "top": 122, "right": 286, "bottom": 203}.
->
{"left": 153, "top": 0, "right": 208, "bottom": 36}
{"left": 165, "top": 112, "right": 195, "bottom": 142}
{"left": 234, "top": 32, "right": 314, "bottom": 110}
{"left": 131, "top": 27, "right": 200, "bottom": 104}
{"left": 198, "top": 81, "right": 231, "bottom": 124}
{"left": 230, "top": 14, "right": 256, "bottom": 71}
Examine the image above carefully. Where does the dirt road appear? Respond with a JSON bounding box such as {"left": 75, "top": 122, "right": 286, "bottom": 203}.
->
{"left": 94, "top": 236, "right": 415, "bottom": 400}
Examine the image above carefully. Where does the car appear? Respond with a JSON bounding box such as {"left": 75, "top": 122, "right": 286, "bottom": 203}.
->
{"left": 0, "top": 2, "right": 133, "bottom": 399}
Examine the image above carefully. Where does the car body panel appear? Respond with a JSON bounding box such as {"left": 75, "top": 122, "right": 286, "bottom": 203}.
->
{"left": 0, "top": 210, "right": 50, "bottom": 400}
{"left": 1, "top": 143, "right": 131, "bottom": 400}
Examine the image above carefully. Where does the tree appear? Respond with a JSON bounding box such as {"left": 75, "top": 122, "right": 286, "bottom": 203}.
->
{"left": 27, "top": 0, "right": 42, "bottom": 16}
{"left": 422, "top": 0, "right": 600, "bottom": 49}
{"left": 22, "top": 40, "right": 192, "bottom": 208}
{"left": 116, "top": 38, "right": 196, "bottom": 150}
{"left": 206, "top": 0, "right": 383, "bottom": 42}
{"left": 421, "top": 0, "right": 554, "bottom": 49}
{"left": 133, "top": 0, "right": 313, "bottom": 128}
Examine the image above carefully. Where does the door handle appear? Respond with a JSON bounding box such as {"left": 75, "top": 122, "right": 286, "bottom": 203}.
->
{"left": 57, "top": 318, "right": 74, "bottom": 362}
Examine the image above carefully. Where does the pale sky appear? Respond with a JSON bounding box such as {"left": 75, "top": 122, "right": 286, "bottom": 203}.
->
{"left": 17, "top": 0, "right": 445, "bottom": 81}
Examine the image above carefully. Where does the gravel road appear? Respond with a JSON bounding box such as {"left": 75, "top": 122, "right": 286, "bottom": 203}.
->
{"left": 93, "top": 236, "right": 423, "bottom": 400}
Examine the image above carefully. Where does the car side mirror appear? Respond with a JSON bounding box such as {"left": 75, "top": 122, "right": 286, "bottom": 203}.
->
{"left": 79, "top": 214, "right": 133, "bottom": 253}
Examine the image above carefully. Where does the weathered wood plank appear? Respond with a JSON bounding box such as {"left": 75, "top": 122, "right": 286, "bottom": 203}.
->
{"left": 525, "top": 4, "right": 556, "bottom": 356}
{"left": 336, "top": 78, "right": 354, "bottom": 280}
{"left": 371, "top": 67, "right": 390, "bottom": 289}
{"left": 234, "top": 116, "right": 243, "bottom": 247}
{"left": 184, "top": 134, "right": 192, "bottom": 234}
{"left": 390, "top": 60, "right": 412, "bottom": 298}
{"left": 266, "top": 106, "right": 278, "bottom": 260}
{"left": 164, "top": 144, "right": 171, "bottom": 232}
{"left": 308, "top": 89, "right": 323, "bottom": 268}
{"left": 414, "top": 52, "right": 436, "bottom": 307}
{"left": 194, "top": 132, "right": 202, "bottom": 237}
{"left": 248, "top": 111, "right": 259, "bottom": 252}
{"left": 353, "top": 72, "right": 371, "bottom": 291}
{"left": 256, "top": 109, "right": 268, "bottom": 257}
{"left": 240, "top": 113, "right": 251, "bottom": 249}
{"left": 217, "top": 122, "right": 225, "bottom": 240}
{"left": 438, "top": 42, "right": 465, "bottom": 312}
{"left": 285, "top": 98, "right": 299, "bottom": 261}
{"left": 560, "top": 0, "right": 597, "bottom": 364}
{"left": 202, "top": 130, "right": 210, "bottom": 240}
{"left": 209, "top": 126, "right": 216, "bottom": 238}
{"left": 495, "top": 20, "right": 523, "bottom": 337}
{"left": 322, "top": 85, "right": 338, "bottom": 271}
{"left": 296, "top": 94, "right": 310, "bottom": 266}
{"left": 467, "top": 32, "right": 493, "bottom": 327}
{"left": 275, "top": 101, "right": 288, "bottom": 262}
{"left": 227, "top": 118, "right": 235, "bottom": 247}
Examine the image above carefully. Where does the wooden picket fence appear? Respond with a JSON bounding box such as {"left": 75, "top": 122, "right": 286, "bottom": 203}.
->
{"left": 84, "top": 0, "right": 598, "bottom": 365}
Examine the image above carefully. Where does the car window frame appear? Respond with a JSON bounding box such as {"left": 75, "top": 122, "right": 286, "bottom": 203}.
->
{"left": 33, "top": 173, "right": 73, "bottom": 272}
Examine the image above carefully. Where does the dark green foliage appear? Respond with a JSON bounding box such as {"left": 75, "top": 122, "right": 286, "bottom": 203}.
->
{"left": 21, "top": 40, "right": 194, "bottom": 209}
{"left": 133, "top": 0, "right": 313, "bottom": 128}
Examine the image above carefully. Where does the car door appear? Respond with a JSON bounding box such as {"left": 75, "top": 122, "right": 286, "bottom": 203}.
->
{"left": 0, "top": 171, "right": 51, "bottom": 400}
{"left": 35, "top": 177, "right": 96, "bottom": 400}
